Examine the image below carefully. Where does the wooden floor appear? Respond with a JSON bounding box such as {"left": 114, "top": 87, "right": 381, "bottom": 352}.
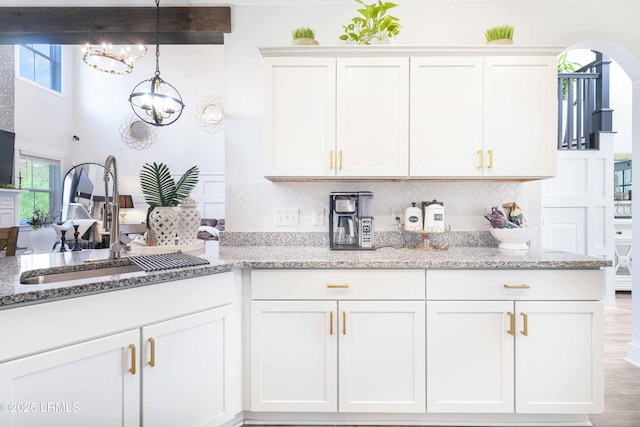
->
{"left": 245, "top": 292, "right": 640, "bottom": 427}
{"left": 590, "top": 291, "right": 640, "bottom": 427}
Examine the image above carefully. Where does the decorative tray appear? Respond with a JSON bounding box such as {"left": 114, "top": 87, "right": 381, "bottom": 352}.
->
{"left": 402, "top": 224, "right": 452, "bottom": 250}
{"left": 128, "top": 240, "right": 205, "bottom": 255}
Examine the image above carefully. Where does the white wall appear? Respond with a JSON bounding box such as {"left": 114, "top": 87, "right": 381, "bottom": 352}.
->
{"left": 15, "top": 44, "right": 226, "bottom": 222}
{"left": 224, "top": 1, "right": 640, "bottom": 233}
{"left": 15, "top": 45, "right": 76, "bottom": 171}
{"left": 71, "top": 45, "right": 225, "bottom": 175}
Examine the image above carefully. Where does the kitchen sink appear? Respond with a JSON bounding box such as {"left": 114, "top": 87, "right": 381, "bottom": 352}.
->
{"left": 20, "top": 261, "right": 143, "bottom": 285}
{"left": 19, "top": 253, "right": 210, "bottom": 285}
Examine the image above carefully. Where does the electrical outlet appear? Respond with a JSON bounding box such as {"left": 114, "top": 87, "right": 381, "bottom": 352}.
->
{"left": 275, "top": 208, "right": 299, "bottom": 226}
{"left": 312, "top": 207, "right": 325, "bottom": 226}
{"left": 390, "top": 207, "right": 403, "bottom": 225}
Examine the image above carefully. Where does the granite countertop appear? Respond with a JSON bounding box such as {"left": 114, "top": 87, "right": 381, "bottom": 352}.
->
{"left": 0, "top": 243, "right": 611, "bottom": 309}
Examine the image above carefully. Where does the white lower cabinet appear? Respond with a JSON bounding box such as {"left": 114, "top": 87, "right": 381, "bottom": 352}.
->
{"left": 142, "top": 305, "right": 235, "bottom": 427}
{"left": 338, "top": 300, "right": 425, "bottom": 413}
{"left": 426, "top": 301, "right": 514, "bottom": 413}
{"left": 251, "top": 300, "right": 337, "bottom": 412}
{"left": 0, "top": 330, "right": 140, "bottom": 426}
{"left": 426, "top": 270, "right": 604, "bottom": 415}
{"left": 0, "top": 273, "right": 241, "bottom": 427}
{"left": 514, "top": 301, "right": 603, "bottom": 414}
{"left": 250, "top": 269, "right": 426, "bottom": 413}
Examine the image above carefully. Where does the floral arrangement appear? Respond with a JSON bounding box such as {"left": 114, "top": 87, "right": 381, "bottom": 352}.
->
{"left": 27, "top": 208, "right": 59, "bottom": 229}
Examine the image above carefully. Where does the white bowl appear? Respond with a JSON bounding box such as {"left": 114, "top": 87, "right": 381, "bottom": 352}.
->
{"left": 489, "top": 227, "right": 537, "bottom": 250}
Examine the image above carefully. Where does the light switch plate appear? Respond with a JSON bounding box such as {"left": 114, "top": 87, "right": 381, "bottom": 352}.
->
{"left": 275, "top": 208, "right": 299, "bottom": 226}
{"left": 312, "top": 207, "right": 325, "bottom": 226}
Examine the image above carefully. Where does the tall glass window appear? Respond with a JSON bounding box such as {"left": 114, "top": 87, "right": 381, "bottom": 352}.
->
{"left": 19, "top": 155, "right": 61, "bottom": 223}
{"left": 18, "top": 44, "right": 62, "bottom": 93}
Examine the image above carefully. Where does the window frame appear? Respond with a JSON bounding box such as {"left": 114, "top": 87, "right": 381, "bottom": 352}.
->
{"left": 15, "top": 44, "right": 62, "bottom": 94}
{"left": 18, "top": 154, "right": 62, "bottom": 225}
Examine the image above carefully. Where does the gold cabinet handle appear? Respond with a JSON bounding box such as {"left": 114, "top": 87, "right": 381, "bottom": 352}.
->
{"left": 129, "top": 344, "right": 136, "bottom": 375}
{"left": 339, "top": 150, "right": 343, "bottom": 170}
{"left": 507, "top": 311, "right": 515, "bottom": 336}
{"left": 521, "top": 312, "right": 528, "bottom": 336}
{"left": 487, "top": 149, "right": 493, "bottom": 169}
{"left": 503, "top": 284, "right": 531, "bottom": 289}
{"left": 342, "top": 311, "right": 346, "bottom": 335}
{"left": 477, "top": 149, "right": 483, "bottom": 169}
{"left": 327, "top": 283, "right": 349, "bottom": 289}
{"left": 330, "top": 150, "right": 333, "bottom": 170}
{"left": 149, "top": 337, "right": 155, "bottom": 367}
{"left": 330, "top": 311, "right": 334, "bottom": 335}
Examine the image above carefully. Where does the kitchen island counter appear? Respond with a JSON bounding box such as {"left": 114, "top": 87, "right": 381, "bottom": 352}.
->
{"left": 0, "top": 243, "right": 610, "bottom": 309}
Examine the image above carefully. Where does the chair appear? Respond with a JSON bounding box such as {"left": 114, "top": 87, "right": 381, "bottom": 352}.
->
{"left": 0, "top": 226, "right": 19, "bottom": 256}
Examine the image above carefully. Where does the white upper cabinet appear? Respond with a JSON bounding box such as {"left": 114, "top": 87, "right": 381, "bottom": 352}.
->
{"left": 336, "top": 57, "right": 409, "bottom": 177}
{"left": 483, "top": 56, "right": 557, "bottom": 178}
{"left": 261, "top": 46, "right": 560, "bottom": 180}
{"left": 264, "top": 57, "right": 336, "bottom": 177}
{"left": 410, "top": 57, "right": 484, "bottom": 177}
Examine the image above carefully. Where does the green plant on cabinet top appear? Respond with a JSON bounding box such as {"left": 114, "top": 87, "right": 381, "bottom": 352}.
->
{"left": 484, "top": 24, "right": 514, "bottom": 44}
{"left": 340, "top": 0, "right": 401, "bottom": 45}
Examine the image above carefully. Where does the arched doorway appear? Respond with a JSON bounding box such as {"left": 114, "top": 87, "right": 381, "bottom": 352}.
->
{"left": 564, "top": 40, "right": 640, "bottom": 367}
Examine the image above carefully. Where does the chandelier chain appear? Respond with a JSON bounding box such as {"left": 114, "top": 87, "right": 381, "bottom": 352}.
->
{"left": 155, "top": 0, "right": 161, "bottom": 77}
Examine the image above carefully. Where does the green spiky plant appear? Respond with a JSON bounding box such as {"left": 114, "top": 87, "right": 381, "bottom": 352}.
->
{"left": 484, "top": 24, "right": 514, "bottom": 42}
{"left": 140, "top": 162, "right": 199, "bottom": 208}
{"left": 340, "top": 0, "right": 401, "bottom": 45}
{"left": 292, "top": 27, "right": 316, "bottom": 40}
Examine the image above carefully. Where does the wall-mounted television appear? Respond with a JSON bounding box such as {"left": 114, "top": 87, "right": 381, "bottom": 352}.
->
{"left": 0, "top": 129, "right": 16, "bottom": 186}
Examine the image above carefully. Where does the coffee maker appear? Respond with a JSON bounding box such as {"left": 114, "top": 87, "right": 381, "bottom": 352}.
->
{"left": 329, "top": 191, "right": 374, "bottom": 250}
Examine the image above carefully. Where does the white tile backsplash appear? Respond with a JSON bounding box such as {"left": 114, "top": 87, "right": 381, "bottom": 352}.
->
{"left": 226, "top": 180, "right": 523, "bottom": 232}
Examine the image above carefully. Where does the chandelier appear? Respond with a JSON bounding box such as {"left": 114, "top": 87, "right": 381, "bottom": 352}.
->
{"left": 128, "top": 0, "right": 184, "bottom": 127}
{"left": 82, "top": 43, "right": 147, "bottom": 75}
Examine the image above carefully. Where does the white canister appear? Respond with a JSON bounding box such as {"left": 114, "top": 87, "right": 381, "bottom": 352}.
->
{"left": 424, "top": 200, "right": 445, "bottom": 231}
{"left": 404, "top": 203, "right": 423, "bottom": 231}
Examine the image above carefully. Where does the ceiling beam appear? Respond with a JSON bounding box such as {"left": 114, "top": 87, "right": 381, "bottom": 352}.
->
{"left": 0, "top": 7, "right": 231, "bottom": 45}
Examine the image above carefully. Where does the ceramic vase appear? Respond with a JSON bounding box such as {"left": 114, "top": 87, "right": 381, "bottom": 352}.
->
{"left": 178, "top": 198, "right": 201, "bottom": 245}
{"left": 148, "top": 207, "right": 179, "bottom": 246}
{"left": 30, "top": 226, "right": 57, "bottom": 253}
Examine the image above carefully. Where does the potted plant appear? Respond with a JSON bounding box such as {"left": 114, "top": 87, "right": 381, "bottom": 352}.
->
{"left": 484, "top": 24, "right": 514, "bottom": 45}
{"left": 28, "top": 207, "right": 59, "bottom": 253}
{"left": 292, "top": 27, "right": 318, "bottom": 46}
{"left": 140, "top": 162, "right": 199, "bottom": 246}
{"left": 339, "top": 0, "right": 401, "bottom": 45}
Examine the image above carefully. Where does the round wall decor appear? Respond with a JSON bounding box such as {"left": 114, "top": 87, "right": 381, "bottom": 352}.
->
{"left": 119, "top": 113, "right": 158, "bottom": 150}
{"left": 195, "top": 95, "right": 224, "bottom": 134}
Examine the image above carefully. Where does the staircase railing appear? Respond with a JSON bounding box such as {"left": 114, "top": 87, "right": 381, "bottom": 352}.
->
{"left": 557, "top": 51, "right": 612, "bottom": 150}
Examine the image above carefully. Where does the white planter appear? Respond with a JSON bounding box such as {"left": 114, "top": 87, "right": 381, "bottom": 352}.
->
{"left": 178, "top": 198, "right": 201, "bottom": 245}
{"left": 148, "top": 207, "right": 179, "bottom": 246}
{"left": 486, "top": 39, "right": 513, "bottom": 45}
{"left": 292, "top": 38, "right": 318, "bottom": 46}
{"left": 30, "top": 227, "right": 57, "bottom": 253}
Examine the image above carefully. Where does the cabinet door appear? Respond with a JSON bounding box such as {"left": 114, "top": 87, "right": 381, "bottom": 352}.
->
{"left": 515, "top": 301, "right": 604, "bottom": 414}
{"left": 142, "top": 305, "right": 235, "bottom": 427}
{"left": 483, "top": 56, "right": 557, "bottom": 178}
{"left": 338, "top": 301, "right": 425, "bottom": 413}
{"left": 410, "top": 57, "right": 484, "bottom": 177}
{"left": 0, "top": 329, "right": 139, "bottom": 427}
{"left": 426, "top": 301, "right": 514, "bottom": 413}
{"left": 251, "top": 300, "right": 337, "bottom": 412}
{"left": 337, "top": 57, "right": 409, "bottom": 177}
{"left": 264, "top": 57, "right": 336, "bottom": 177}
